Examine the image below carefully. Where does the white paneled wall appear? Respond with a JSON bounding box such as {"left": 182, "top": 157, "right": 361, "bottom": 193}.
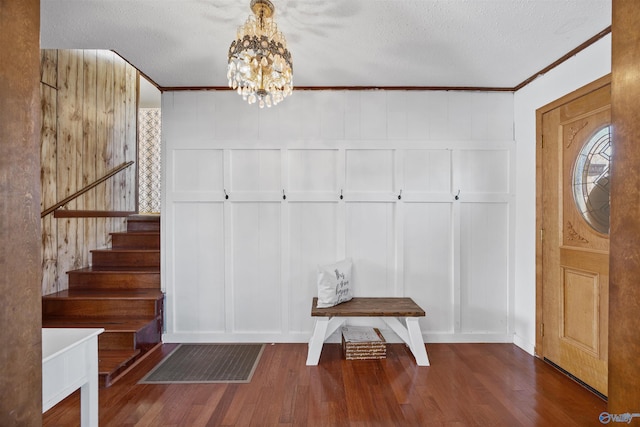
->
{"left": 162, "top": 90, "right": 514, "bottom": 343}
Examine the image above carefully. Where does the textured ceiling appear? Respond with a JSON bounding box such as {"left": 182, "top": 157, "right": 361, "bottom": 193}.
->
{"left": 40, "top": 0, "right": 611, "bottom": 89}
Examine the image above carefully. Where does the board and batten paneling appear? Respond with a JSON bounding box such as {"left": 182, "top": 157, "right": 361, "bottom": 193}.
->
{"left": 163, "top": 90, "right": 514, "bottom": 343}
{"left": 289, "top": 202, "right": 340, "bottom": 333}
{"left": 231, "top": 202, "right": 282, "bottom": 333}
{"left": 171, "top": 201, "right": 226, "bottom": 333}
{"left": 40, "top": 49, "right": 138, "bottom": 295}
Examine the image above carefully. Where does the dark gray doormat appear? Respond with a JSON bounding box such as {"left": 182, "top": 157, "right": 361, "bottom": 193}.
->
{"left": 139, "top": 343, "right": 265, "bottom": 384}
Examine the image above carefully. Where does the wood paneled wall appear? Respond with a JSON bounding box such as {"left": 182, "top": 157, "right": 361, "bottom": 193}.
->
{"left": 40, "top": 49, "right": 138, "bottom": 295}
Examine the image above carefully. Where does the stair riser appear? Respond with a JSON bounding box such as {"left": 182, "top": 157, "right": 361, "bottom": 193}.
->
{"left": 133, "top": 318, "right": 162, "bottom": 350}
{"left": 68, "top": 272, "right": 160, "bottom": 289}
{"left": 92, "top": 251, "right": 160, "bottom": 268}
{"left": 43, "top": 298, "right": 163, "bottom": 318}
{"left": 98, "top": 321, "right": 161, "bottom": 351}
{"left": 111, "top": 233, "right": 160, "bottom": 250}
{"left": 127, "top": 221, "right": 160, "bottom": 232}
{"left": 99, "top": 332, "right": 136, "bottom": 351}
{"left": 100, "top": 350, "right": 142, "bottom": 388}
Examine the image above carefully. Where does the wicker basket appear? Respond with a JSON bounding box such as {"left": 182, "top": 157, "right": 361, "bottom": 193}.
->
{"left": 342, "top": 327, "right": 386, "bottom": 360}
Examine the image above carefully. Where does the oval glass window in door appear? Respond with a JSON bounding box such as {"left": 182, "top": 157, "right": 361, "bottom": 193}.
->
{"left": 572, "top": 125, "right": 612, "bottom": 235}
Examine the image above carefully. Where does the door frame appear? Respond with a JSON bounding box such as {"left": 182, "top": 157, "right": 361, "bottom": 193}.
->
{"left": 535, "top": 74, "right": 611, "bottom": 357}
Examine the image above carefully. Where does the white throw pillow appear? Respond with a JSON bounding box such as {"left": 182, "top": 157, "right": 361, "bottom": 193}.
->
{"left": 316, "top": 258, "right": 353, "bottom": 308}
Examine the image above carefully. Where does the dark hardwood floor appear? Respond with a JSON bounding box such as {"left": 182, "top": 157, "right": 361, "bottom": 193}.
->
{"left": 42, "top": 343, "right": 606, "bottom": 426}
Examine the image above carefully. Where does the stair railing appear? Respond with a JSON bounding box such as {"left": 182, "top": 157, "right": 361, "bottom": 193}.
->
{"left": 41, "top": 161, "right": 135, "bottom": 218}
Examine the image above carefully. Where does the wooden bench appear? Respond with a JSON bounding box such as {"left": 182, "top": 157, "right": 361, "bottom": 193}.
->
{"left": 307, "top": 297, "right": 430, "bottom": 366}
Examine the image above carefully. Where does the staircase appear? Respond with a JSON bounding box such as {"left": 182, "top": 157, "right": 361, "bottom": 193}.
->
{"left": 42, "top": 214, "right": 163, "bottom": 387}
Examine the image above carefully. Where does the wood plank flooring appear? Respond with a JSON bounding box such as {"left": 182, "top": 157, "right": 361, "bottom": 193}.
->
{"left": 42, "top": 343, "right": 607, "bottom": 426}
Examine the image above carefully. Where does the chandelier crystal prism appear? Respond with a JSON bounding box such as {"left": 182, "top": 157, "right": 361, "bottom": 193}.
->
{"left": 227, "top": 0, "right": 293, "bottom": 108}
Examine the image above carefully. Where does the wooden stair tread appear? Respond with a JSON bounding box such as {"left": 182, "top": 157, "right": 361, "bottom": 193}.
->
{"left": 99, "top": 349, "right": 141, "bottom": 374}
{"left": 111, "top": 231, "right": 159, "bottom": 235}
{"left": 126, "top": 215, "right": 160, "bottom": 232}
{"left": 43, "top": 289, "right": 163, "bottom": 299}
{"left": 68, "top": 266, "right": 160, "bottom": 273}
{"left": 90, "top": 248, "right": 160, "bottom": 268}
{"left": 127, "top": 214, "right": 160, "bottom": 221}
{"left": 91, "top": 249, "right": 159, "bottom": 254}
{"left": 42, "top": 317, "right": 156, "bottom": 331}
{"left": 110, "top": 232, "right": 160, "bottom": 248}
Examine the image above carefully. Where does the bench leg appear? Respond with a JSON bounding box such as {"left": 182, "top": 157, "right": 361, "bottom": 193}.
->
{"left": 382, "top": 317, "right": 410, "bottom": 343}
{"left": 406, "top": 318, "right": 430, "bottom": 366}
{"left": 306, "top": 317, "right": 345, "bottom": 366}
{"left": 382, "top": 317, "right": 430, "bottom": 366}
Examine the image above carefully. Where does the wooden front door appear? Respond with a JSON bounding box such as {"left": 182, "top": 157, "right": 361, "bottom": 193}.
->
{"left": 537, "top": 75, "right": 611, "bottom": 396}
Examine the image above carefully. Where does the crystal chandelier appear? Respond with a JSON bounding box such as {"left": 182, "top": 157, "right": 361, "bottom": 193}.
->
{"left": 227, "top": 0, "right": 293, "bottom": 108}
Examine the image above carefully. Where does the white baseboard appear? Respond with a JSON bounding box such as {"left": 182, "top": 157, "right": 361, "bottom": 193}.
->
{"left": 164, "top": 330, "right": 514, "bottom": 345}
{"left": 163, "top": 332, "right": 313, "bottom": 343}
{"left": 512, "top": 333, "right": 535, "bottom": 355}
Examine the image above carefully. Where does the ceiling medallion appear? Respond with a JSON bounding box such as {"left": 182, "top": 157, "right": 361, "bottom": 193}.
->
{"left": 227, "top": 0, "right": 293, "bottom": 108}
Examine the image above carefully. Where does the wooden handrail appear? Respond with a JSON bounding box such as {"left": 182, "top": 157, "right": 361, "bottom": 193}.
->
{"left": 53, "top": 210, "right": 137, "bottom": 218}
{"left": 41, "top": 161, "right": 135, "bottom": 218}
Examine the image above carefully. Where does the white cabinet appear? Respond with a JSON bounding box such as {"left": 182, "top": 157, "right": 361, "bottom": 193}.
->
{"left": 42, "top": 328, "right": 103, "bottom": 427}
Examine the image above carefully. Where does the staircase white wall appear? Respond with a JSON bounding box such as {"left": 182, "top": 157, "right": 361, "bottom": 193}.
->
{"left": 161, "top": 90, "right": 515, "bottom": 343}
